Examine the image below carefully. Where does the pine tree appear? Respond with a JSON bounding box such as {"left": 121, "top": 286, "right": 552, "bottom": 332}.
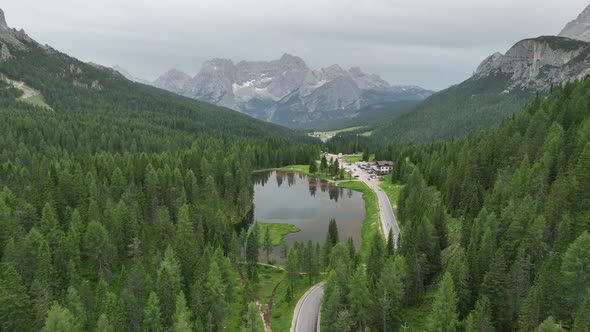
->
{"left": 172, "top": 292, "right": 192, "bottom": 332}
{"left": 246, "top": 224, "right": 260, "bottom": 282}
{"left": 65, "top": 286, "right": 86, "bottom": 330}
{"left": 561, "top": 231, "right": 590, "bottom": 320}
{"left": 205, "top": 260, "right": 227, "bottom": 328}
{"left": 464, "top": 296, "right": 493, "bottom": 332}
{"left": 533, "top": 316, "right": 559, "bottom": 332}
{"left": 386, "top": 228, "right": 395, "bottom": 256}
{"left": 263, "top": 226, "right": 272, "bottom": 263}
{"left": 244, "top": 302, "right": 263, "bottom": 332}
{"left": 320, "top": 155, "right": 329, "bottom": 174}
{"left": 374, "top": 256, "right": 406, "bottom": 331}
{"left": 481, "top": 251, "right": 509, "bottom": 330}
{"left": 334, "top": 309, "right": 353, "bottom": 332}
{"left": 41, "top": 302, "right": 78, "bottom": 332}
{"left": 173, "top": 204, "right": 199, "bottom": 288}
{"left": 427, "top": 273, "right": 459, "bottom": 332}
{"left": 157, "top": 246, "right": 183, "bottom": 328}
{"left": 347, "top": 267, "right": 372, "bottom": 330}
{"left": 323, "top": 219, "right": 339, "bottom": 267}
{"left": 309, "top": 159, "right": 318, "bottom": 174}
{"left": 366, "top": 232, "right": 385, "bottom": 286}
{"left": 0, "top": 265, "right": 33, "bottom": 331}
{"left": 572, "top": 290, "right": 590, "bottom": 332}
{"left": 95, "top": 314, "right": 114, "bottom": 332}
{"left": 83, "top": 221, "right": 112, "bottom": 276}
{"left": 142, "top": 292, "right": 162, "bottom": 332}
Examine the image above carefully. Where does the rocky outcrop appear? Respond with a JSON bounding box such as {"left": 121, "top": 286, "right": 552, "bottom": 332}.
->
{"left": 152, "top": 69, "right": 191, "bottom": 94}
{"left": 475, "top": 36, "right": 590, "bottom": 91}
{"left": 0, "top": 8, "right": 30, "bottom": 49}
{"left": 0, "top": 42, "right": 11, "bottom": 61}
{"left": 153, "top": 54, "right": 433, "bottom": 126}
{"left": 559, "top": 4, "right": 590, "bottom": 42}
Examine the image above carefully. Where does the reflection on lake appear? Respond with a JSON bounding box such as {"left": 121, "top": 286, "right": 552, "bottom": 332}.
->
{"left": 253, "top": 171, "right": 365, "bottom": 250}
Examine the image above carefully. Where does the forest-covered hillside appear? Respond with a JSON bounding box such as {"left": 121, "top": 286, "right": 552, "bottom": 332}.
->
{"left": 0, "top": 35, "right": 320, "bottom": 331}
{"left": 342, "top": 77, "right": 590, "bottom": 331}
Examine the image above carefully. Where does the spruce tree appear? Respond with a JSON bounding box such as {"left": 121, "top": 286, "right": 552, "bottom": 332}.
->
{"left": 142, "top": 292, "right": 162, "bottom": 332}
{"left": 172, "top": 292, "right": 192, "bottom": 332}
{"left": 427, "top": 273, "right": 459, "bottom": 332}
{"left": 560, "top": 231, "right": 590, "bottom": 320}
{"left": 572, "top": 290, "right": 590, "bottom": 332}
{"left": 309, "top": 159, "right": 318, "bottom": 174}
{"left": 0, "top": 265, "right": 33, "bottom": 332}
{"left": 464, "top": 296, "right": 493, "bottom": 332}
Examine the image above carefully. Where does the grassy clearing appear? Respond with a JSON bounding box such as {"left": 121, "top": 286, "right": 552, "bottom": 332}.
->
{"left": 342, "top": 154, "right": 363, "bottom": 163}
{"left": 379, "top": 174, "right": 404, "bottom": 214}
{"left": 269, "top": 276, "right": 319, "bottom": 331}
{"left": 399, "top": 287, "right": 436, "bottom": 331}
{"left": 22, "top": 94, "right": 52, "bottom": 110}
{"left": 360, "top": 131, "right": 373, "bottom": 137}
{"left": 255, "top": 264, "right": 286, "bottom": 305}
{"left": 253, "top": 264, "right": 325, "bottom": 331}
{"left": 256, "top": 222, "right": 300, "bottom": 247}
{"left": 334, "top": 180, "right": 379, "bottom": 259}
{"left": 341, "top": 153, "right": 375, "bottom": 163}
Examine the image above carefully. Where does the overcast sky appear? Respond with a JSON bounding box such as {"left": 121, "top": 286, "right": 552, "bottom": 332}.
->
{"left": 3, "top": 0, "right": 589, "bottom": 90}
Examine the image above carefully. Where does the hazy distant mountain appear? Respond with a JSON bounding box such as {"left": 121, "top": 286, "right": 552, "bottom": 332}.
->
{"left": 559, "top": 3, "right": 590, "bottom": 42}
{"left": 153, "top": 54, "right": 433, "bottom": 128}
{"left": 112, "top": 65, "right": 151, "bottom": 85}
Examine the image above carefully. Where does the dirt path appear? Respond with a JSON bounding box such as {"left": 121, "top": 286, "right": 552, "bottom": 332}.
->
{"left": 235, "top": 261, "right": 274, "bottom": 332}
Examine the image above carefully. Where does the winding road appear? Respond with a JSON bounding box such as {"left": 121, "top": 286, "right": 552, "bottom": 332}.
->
{"left": 290, "top": 154, "right": 400, "bottom": 331}
{"left": 291, "top": 282, "right": 324, "bottom": 332}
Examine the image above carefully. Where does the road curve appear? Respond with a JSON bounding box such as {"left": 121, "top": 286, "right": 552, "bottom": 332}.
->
{"left": 291, "top": 281, "right": 325, "bottom": 332}
{"left": 327, "top": 154, "right": 400, "bottom": 246}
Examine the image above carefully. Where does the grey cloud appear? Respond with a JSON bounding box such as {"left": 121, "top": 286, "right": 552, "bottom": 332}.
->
{"left": 3, "top": 0, "right": 589, "bottom": 90}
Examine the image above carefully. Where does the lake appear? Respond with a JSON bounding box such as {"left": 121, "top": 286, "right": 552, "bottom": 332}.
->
{"left": 253, "top": 171, "right": 366, "bottom": 252}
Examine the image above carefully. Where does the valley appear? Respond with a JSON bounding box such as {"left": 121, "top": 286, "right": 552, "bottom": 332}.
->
{"left": 1, "top": 3, "right": 590, "bottom": 332}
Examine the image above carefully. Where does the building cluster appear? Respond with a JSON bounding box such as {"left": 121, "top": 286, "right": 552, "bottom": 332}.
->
{"left": 356, "top": 160, "right": 393, "bottom": 175}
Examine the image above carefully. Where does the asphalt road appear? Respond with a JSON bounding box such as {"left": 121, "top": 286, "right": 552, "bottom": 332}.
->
{"left": 352, "top": 164, "right": 400, "bottom": 247}
{"left": 291, "top": 282, "right": 325, "bottom": 332}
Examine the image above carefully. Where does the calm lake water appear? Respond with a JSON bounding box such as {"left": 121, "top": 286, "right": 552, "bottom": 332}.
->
{"left": 253, "top": 171, "right": 365, "bottom": 250}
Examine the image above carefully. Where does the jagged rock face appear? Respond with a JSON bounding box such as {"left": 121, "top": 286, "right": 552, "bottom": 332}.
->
{"left": 475, "top": 36, "right": 590, "bottom": 91}
{"left": 153, "top": 54, "right": 433, "bottom": 126}
{"left": 152, "top": 69, "right": 191, "bottom": 93}
{"left": 0, "top": 42, "right": 11, "bottom": 61}
{"left": 0, "top": 8, "right": 28, "bottom": 48}
{"left": 559, "top": 4, "right": 590, "bottom": 42}
{"left": 0, "top": 9, "right": 7, "bottom": 31}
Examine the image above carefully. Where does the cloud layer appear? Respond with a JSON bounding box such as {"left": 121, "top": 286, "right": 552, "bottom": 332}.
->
{"left": 4, "top": 0, "right": 588, "bottom": 90}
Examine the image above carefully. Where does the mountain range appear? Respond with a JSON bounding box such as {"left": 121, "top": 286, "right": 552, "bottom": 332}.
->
{"left": 151, "top": 55, "right": 433, "bottom": 128}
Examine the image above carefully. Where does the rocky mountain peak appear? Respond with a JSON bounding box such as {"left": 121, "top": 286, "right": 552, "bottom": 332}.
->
{"left": 153, "top": 54, "right": 432, "bottom": 127}
{"left": 348, "top": 66, "right": 365, "bottom": 77}
{"left": 0, "top": 9, "right": 7, "bottom": 30}
{"left": 475, "top": 36, "right": 590, "bottom": 91}
{"left": 559, "top": 4, "right": 590, "bottom": 42}
{"left": 279, "top": 53, "right": 307, "bottom": 68}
